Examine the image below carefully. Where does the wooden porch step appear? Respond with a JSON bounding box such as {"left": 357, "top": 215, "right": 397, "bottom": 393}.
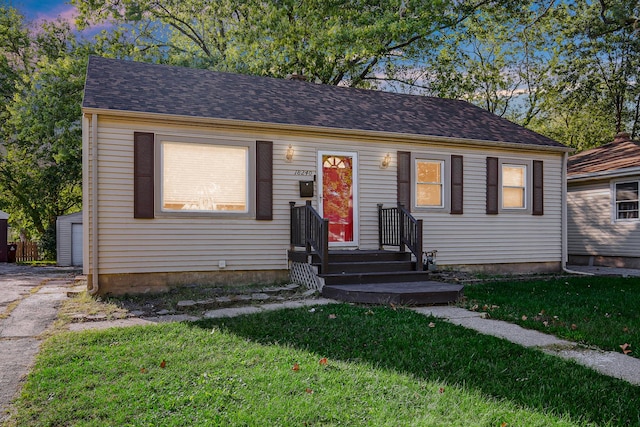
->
{"left": 316, "top": 260, "right": 416, "bottom": 274}
{"left": 322, "top": 281, "right": 464, "bottom": 305}
{"left": 320, "top": 270, "right": 431, "bottom": 285}
{"left": 313, "top": 250, "right": 412, "bottom": 263}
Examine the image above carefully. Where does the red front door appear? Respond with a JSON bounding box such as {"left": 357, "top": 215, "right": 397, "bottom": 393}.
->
{"left": 321, "top": 153, "right": 357, "bottom": 244}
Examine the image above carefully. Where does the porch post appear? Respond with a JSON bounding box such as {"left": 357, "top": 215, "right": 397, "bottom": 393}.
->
{"left": 416, "top": 219, "right": 423, "bottom": 271}
{"left": 321, "top": 218, "right": 329, "bottom": 274}
{"left": 398, "top": 203, "right": 406, "bottom": 253}
{"left": 377, "top": 204, "right": 383, "bottom": 250}
{"left": 289, "top": 201, "right": 296, "bottom": 251}
{"left": 305, "top": 200, "right": 312, "bottom": 254}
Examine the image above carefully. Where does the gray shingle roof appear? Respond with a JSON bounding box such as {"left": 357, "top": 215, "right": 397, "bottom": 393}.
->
{"left": 83, "top": 56, "right": 565, "bottom": 149}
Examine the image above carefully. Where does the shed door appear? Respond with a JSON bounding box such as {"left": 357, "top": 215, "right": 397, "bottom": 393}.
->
{"left": 318, "top": 152, "right": 358, "bottom": 247}
{"left": 71, "top": 223, "right": 83, "bottom": 266}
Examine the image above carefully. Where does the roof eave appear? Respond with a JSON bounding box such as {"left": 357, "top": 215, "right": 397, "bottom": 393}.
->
{"left": 82, "top": 107, "right": 572, "bottom": 153}
{"left": 568, "top": 166, "right": 640, "bottom": 182}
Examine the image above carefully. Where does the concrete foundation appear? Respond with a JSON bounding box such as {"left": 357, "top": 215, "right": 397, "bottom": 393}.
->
{"left": 88, "top": 269, "right": 290, "bottom": 296}
{"left": 441, "top": 261, "right": 562, "bottom": 275}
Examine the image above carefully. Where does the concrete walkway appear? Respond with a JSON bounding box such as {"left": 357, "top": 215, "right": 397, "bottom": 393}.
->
{"left": 566, "top": 264, "right": 640, "bottom": 277}
{"left": 414, "top": 306, "right": 640, "bottom": 386}
{"left": 0, "top": 264, "right": 81, "bottom": 423}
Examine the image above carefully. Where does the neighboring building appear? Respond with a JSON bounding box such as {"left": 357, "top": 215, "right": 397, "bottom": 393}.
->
{"left": 0, "top": 210, "right": 8, "bottom": 262}
{"left": 567, "top": 132, "right": 640, "bottom": 268}
{"left": 82, "top": 56, "right": 570, "bottom": 295}
{"left": 56, "top": 211, "right": 83, "bottom": 267}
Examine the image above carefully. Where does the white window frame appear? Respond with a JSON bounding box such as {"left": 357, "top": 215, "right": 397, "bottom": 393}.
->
{"left": 499, "top": 159, "right": 532, "bottom": 213}
{"left": 412, "top": 153, "right": 450, "bottom": 212}
{"left": 611, "top": 179, "right": 639, "bottom": 222}
{"left": 155, "top": 134, "right": 255, "bottom": 218}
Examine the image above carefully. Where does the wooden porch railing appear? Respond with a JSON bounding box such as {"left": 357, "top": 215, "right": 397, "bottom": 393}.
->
{"left": 378, "top": 203, "right": 423, "bottom": 271}
{"left": 290, "top": 201, "right": 329, "bottom": 274}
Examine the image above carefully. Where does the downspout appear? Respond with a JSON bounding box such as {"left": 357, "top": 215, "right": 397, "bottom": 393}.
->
{"left": 561, "top": 151, "right": 593, "bottom": 276}
{"left": 88, "top": 113, "right": 100, "bottom": 295}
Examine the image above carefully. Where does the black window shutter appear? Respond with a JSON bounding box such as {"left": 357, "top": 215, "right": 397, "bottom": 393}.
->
{"left": 397, "top": 151, "right": 411, "bottom": 208}
{"left": 256, "top": 140, "right": 273, "bottom": 220}
{"left": 486, "top": 157, "right": 499, "bottom": 215}
{"left": 134, "top": 132, "right": 155, "bottom": 219}
{"left": 451, "top": 155, "right": 464, "bottom": 214}
{"left": 532, "top": 160, "right": 544, "bottom": 216}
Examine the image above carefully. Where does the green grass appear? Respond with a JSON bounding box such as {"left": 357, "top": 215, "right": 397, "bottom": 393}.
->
{"left": 462, "top": 276, "right": 640, "bottom": 357}
{"left": 16, "top": 260, "right": 57, "bottom": 266}
{"left": 10, "top": 304, "right": 640, "bottom": 426}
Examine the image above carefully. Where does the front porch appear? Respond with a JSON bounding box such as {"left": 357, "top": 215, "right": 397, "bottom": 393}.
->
{"left": 288, "top": 202, "right": 464, "bottom": 305}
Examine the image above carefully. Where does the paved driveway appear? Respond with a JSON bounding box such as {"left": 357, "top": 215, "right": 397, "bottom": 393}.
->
{"left": 0, "top": 264, "right": 81, "bottom": 422}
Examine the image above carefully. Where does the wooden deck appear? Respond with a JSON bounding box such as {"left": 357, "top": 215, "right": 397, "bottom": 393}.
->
{"left": 289, "top": 249, "right": 464, "bottom": 306}
{"left": 322, "top": 281, "right": 464, "bottom": 305}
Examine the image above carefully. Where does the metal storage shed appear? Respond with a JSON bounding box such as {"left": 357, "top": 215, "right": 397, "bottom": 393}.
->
{"left": 56, "top": 211, "right": 83, "bottom": 266}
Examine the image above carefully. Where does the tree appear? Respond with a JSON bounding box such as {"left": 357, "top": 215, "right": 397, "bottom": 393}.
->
{"left": 0, "top": 8, "right": 84, "bottom": 258}
{"left": 408, "top": 0, "right": 559, "bottom": 124}
{"left": 72, "top": 0, "right": 526, "bottom": 87}
{"left": 528, "top": 1, "right": 640, "bottom": 149}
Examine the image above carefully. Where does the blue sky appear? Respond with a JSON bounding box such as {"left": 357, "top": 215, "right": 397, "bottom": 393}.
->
{"left": 6, "top": 0, "right": 75, "bottom": 22}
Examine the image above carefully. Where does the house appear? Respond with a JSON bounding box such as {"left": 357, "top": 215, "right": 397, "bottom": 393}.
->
{"left": 82, "top": 56, "right": 570, "bottom": 296}
{"left": 567, "top": 132, "right": 640, "bottom": 268}
{"left": 56, "top": 211, "right": 83, "bottom": 267}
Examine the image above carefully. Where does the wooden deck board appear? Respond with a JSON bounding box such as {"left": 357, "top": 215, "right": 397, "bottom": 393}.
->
{"left": 322, "top": 281, "right": 464, "bottom": 306}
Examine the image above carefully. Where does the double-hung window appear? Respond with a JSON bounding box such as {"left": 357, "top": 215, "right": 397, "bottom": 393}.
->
{"left": 159, "top": 138, "right": 251, "bottom": 215}
{"left": 487, "top": 157, "right": 541, "bottom": 215}
{"left": 614, "top": 181, "right": 639, "bottom": 220}
{"left": 502, "top": 164, "right": 527, "bottom": 209}
{"left": 415, "top": 159, "right": 445, "bottom": 208}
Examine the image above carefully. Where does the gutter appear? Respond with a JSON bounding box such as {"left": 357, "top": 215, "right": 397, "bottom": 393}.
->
{"left": 568, "top": 166, "right": 640, "bottom": 183}
{"left": 88, "top": 113, "right": 100, "bottom": 295}
{"left": 561, "top": 151, "right": 569, "bottom": 271}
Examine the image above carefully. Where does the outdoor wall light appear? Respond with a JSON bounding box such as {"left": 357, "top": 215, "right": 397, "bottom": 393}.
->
{"left": 380, "top": 153, "right": 392, "bottom": 169}
{"left": 285, "top": 145, "right": 294, "bottom": 162}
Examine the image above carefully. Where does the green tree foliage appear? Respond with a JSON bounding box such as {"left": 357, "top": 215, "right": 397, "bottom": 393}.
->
{"left": 532, "top": 0, "right": 640, "bottom": 149}
{"left": 0, "top": 7, "right": 84, "bottom": 258}
{"left": 72, "top": 0, "right": 518, "bottom": 87}
{"left": 411, "top": 1, "right": 558, "bottom": 123}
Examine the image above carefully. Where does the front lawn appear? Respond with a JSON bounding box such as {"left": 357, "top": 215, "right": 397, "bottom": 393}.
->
{"left": 10, "top": 304, "right": 640, "bottom": 426}
{"left": 463, "top": 276, "right": 640, "bottom": 357}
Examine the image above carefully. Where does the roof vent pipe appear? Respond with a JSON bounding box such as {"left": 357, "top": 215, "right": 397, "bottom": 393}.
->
{"left": 287, "top": 73, "right": 307, "bottom": 81}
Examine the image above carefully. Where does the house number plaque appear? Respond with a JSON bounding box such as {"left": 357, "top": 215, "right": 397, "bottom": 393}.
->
{"left": 294, "top": 170, "right": 314, "bottom": 176}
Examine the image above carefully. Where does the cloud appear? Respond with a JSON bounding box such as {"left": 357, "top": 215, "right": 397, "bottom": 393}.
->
{"left": 32, "top": 4, "right": 78, "bottom": 27}
{"left": 30, "top": 4, "right": 113, "bottom": 36}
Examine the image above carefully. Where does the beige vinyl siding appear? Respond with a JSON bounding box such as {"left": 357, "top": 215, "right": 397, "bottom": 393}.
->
{"left": 568, "top": 179, "right": 640, "bottom": 257}
{"left": 89, "top": 118, "right": 291, "bottom": 275}
{"left": 86, "top": 115, "right": 564, "bottom": 276}
{"left": 407, "top": 148, "right": 562, "bottom": 265}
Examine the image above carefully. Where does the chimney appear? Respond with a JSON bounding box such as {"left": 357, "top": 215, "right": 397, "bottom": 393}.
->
{"left": 614, "top": 132, "right": 631, "bottom": 143}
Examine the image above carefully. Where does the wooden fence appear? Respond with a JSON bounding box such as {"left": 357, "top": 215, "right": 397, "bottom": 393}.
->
{"left": 10, "top": 241, "right": 40, "bottom": 262}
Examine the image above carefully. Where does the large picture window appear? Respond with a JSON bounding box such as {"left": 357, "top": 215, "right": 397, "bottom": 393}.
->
{"left": 502, "top": 164, "right": 527, "bottom": 209}
{"left": 161, "top": 141, "right": 248, "bottom": 213}
{"left": 615, "top": 181, "right": 639, "bottom": 220}
{"left": 415, "top": 159, "right": 444, "bottom": 208}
